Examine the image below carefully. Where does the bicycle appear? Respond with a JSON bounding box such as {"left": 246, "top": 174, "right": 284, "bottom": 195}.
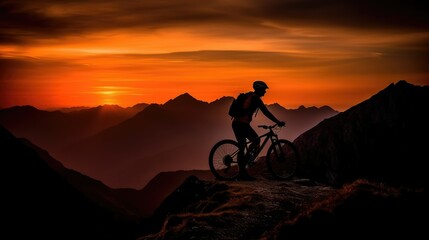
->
{"left": 208, "top": 123, "right": 299, "bottom": 180}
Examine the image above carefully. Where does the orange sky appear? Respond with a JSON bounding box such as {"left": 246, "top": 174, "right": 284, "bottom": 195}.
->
{"left": 1, "top": 0, "right": 428, "bottom": 111}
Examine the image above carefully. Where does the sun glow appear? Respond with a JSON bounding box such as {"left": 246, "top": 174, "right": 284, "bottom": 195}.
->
{"left": 1, "top": 1, "right": 427, "bottom": 111}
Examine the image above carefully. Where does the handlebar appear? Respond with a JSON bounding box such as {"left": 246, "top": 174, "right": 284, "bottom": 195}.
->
{"left": 257, "top": 123, "right": 282, "bottom": 129}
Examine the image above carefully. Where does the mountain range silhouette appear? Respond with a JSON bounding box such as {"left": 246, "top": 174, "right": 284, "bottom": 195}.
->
{"left": 1, "top": 80, "right": 427, "bottom": 239}
{"left": 0, "top": 93, "right": 337, "bottom": 188}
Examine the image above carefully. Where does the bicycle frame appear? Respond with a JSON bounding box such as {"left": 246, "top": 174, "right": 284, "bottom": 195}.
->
{"left": 222, "top": 124, "right": 281, "bottom": 165}
{"left": 244, "top": 125, "right": 280, "bottom": 162}
{"left": 209, "top": 123, "right": 298, "bottom": 180}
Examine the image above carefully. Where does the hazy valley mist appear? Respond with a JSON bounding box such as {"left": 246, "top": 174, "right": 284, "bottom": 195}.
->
{"left": 0, "top": 94, "right": 337, "bottom": 188}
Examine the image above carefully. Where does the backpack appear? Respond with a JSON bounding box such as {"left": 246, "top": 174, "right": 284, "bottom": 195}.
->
{"left": 228, "top": 92, "right": 254, "bottom": 118}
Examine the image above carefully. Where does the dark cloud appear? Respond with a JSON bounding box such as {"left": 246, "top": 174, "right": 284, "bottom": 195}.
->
{"left": 2, "top": 0, "right": 427, "bottom": 45}
{"left": 0, "top": 1, "right": 71, "bottom": 43}
{"left": 0, "top": 0, "right": 239, "bottom": 44}
{"left": 250, "top": 0, "right": 429, "bottom": 31}
{"left": 379, "top": 38, "right": 429, "bottom": 74}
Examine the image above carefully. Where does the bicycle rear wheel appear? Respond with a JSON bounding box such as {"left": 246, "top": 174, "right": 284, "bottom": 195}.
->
{"left": 209, "top": 139, "right": 241, "bottom": 180}
{"left": 266, "top": 139, "right": 299, "bottom": 180}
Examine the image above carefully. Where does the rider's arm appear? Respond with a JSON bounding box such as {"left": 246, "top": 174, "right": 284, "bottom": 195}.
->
{"left": 256, "top": 98, "right": 282, "bottom": 124}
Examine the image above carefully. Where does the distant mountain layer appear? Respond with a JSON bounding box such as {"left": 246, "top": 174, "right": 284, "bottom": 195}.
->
{"left": 0, "top": 104, "right": 148, "bottom": 151}
{"left": 294, "top": 80, "right": 429, "bottom": 187}
{"left": 0, "top": 92, "right": 337, "bottom": 189}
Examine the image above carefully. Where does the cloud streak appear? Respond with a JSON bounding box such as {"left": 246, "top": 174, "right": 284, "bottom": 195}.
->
{"left": 2, "top": 0, "right": 428, "bottom": 44}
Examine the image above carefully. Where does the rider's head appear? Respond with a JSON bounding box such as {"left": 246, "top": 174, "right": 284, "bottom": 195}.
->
{"left": 253, "top": 80, "right": 268, "bottom": 97}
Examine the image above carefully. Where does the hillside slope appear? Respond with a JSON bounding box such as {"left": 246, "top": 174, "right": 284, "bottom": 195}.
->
{"left": 136, "top": 176, "right": 426, "bottom": 239}
{"left": 0, "top": 125, "right": 141, "bottom": 239}
{"left": 294, "top": 80, "right": 429, "bottom": 187}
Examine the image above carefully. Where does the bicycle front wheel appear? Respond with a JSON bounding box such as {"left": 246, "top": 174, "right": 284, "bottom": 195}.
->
{"left": 266, "top": 139, "right": 299, "bottom": 180}
{"left": 209, "top": 139, "right": 241, "bottom": 180}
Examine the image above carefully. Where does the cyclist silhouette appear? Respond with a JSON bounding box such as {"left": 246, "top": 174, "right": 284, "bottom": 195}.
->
{"left": 232, "top": 80, "right": 285, "bottom": 180}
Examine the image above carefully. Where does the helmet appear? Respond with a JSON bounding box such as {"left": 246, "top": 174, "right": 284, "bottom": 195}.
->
{"left": 253, "top": 80, "right": 268, "bottom": 90}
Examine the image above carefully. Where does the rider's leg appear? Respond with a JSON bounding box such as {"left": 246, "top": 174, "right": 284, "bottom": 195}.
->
{"left": 232, "top": 121, "right": 249, "bottom": 175}
{"left": 233, "top": 122, "right": 259, "bottom": 180}
{"left": 238, "top": 127, "right": 257, "bottom": 180}
{"left": 247, "top": 127, "right": 260, "bottom": 153}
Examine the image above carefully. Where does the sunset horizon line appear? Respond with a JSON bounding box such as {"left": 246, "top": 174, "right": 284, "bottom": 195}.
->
{"left": 1, "top": 91, "right": 339, "bottom": 112}
{"left": 3, "top": 79, "right": 425, "bottom": 112}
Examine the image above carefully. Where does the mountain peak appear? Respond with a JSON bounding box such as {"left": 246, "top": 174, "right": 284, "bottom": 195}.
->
{"left": 179, "top": 92, "right": 193, "bottom": 98}
{"left": 396, "top": 79, "right": 411, "bottom": 87}
{"left": 135, "top": 103, "right": 163, "bottom": 117}
{"left": 7, "top": 105, "right": 39, "bottom": 112}
{"left": 367, "top": 80, "right": 425, "bottom": 107}
{"left": 268, "top": 103, "right": 287, "bottom": 111}
{"left": 164, "top": 93, "right": 208, "bottom": 109}
{"left": 93, "top": 104, "right": 123, "bottom": 111}
{"left": 171, "top": 93, "right": 197, "bottom": 102}
{"left": 319, "top": 105, "right": 336, "bottom": 112}
{"left": 382, "top": 80, "right": 419, "bottom": 93}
